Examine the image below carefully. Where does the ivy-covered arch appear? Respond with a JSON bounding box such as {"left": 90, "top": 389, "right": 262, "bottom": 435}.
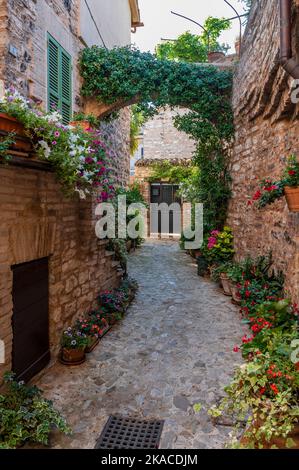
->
{"left": 80, "top": 46, "right": 234, "bottom": 232}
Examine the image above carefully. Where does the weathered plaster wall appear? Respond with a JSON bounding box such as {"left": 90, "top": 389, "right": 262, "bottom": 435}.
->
{"left": 80, "top": 0, "right": 132, "bottom": 49}
{"left": 228, "top": 0, "right": 299, "bottom": 301}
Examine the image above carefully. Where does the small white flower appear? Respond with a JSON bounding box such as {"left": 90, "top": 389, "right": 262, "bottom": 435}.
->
{"left": 75, "top": 188, "right": 87, "bottom": 199}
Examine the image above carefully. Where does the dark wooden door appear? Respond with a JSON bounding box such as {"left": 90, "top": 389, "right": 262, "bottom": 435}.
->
{"left": 150, "top": 184, "right": 181, "bottom": 235}
{"left": 12, "top": 257, "right": 50, "bottom": 382}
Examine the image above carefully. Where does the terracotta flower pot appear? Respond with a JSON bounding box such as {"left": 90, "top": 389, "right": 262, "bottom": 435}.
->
{"left": 241, "top": 420, "right": 299, "bottom": 449}
{"left": 0, "top": 113, "right": 32, "bottom": 152}
{"left": 85, "top": 336, "right": 100, "bottom": 354}
{"left": 220, "top": 273, "right": 232, "bottom": 296}
{"left": 295, "top": 362, "right": 299, "bottom": 371}
{"left": 69, "top": 120, "right": 91, "bottom": 132}
{"left": 61, "top": 347, "right": 86, "bottom": 364}
{"left": 229, "top": 281, "right": 241, "bottom": 305}
{"left": 284, "top": 186, "right": 299, "bottom": 212}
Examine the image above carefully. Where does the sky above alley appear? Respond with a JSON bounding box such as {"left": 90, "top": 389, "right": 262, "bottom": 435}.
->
{"left": 133, "top": 0, "right": 247, "bottom": 54}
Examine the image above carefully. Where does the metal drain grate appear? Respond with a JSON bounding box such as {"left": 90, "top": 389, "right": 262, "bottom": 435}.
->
{"left": 95, "top": 416, "right": 164, "bottom": 449}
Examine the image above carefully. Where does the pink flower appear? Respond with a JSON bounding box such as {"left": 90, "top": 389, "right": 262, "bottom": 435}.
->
{"left": 52, "top": 141, "right": 57, "bottom": 145}
{"left": 54, "top": 131, "right": 60, "bottom": 137}
{"left": 233, "top": 346, "right": 240, "bottom": 353}
{"left": 207, "top": 236, "right": 217, "bottom": 250}
{"left": 211, "top": 230, "right": 220, "bottom": 236}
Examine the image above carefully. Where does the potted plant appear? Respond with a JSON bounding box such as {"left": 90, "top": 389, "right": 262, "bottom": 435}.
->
{"left": 283, "top": 155, "right": 299, "bottom": 212}
{"left": 211, "top": 262, "right": 234, "bottom": 296}
{"left": 226, "top": 264, "right": 244, "bottom": 304}
{"left": 209, "top": 353, "right": 299, "bottom": 449}
{"left": 60, "top": 327, "right": 88, "bottom": 364}
{"left": 70, "top": 112, "right": 99, "bottom": 131}
{"left": 249, "top": 155, "right": 299, "bottom": 212}
{"left": 76, "top": 317, "right": 104, "bottom": 353}
{"left": 0, "top": 113, "right": 32, "bottom": 152}
{"left": 97, "top": 290, "right": 126, "bottom": 316}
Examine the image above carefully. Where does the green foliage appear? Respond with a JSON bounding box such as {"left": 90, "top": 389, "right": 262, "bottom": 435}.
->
{"left": 72, "top": 111, "right": 99, "bottom": 128}
{"left": 130, "top": 105, "right": 145, "bottom": 155}
{"left": 80, "top": 46, "right": 234, "bottom": 233}
{"left": 0, "top": 372, "right": 70, "bottom": 449}
{"left": 115, "top": 182, "right": 147, "bottom": 246}
{"left": 156, "top": 32, "right": 208, "bottom": 63}
{"left": 61, "top": 327, "right": 89, "bottom": 350}
{"left": 106, "top": 238, "right": 128, "bottom": 271}
{"left": 250, "top": 155, "right": 299, "bottom": 208}
{"left": 210, "top": 249, "right": 299, "bottom": 448}
{"left": 0, "top": 88, "right": 115, "bottom": 200}
{"left": 0, "top": 133, "right": 15, "bottom": 163}
{"left": 147, "top": 160, "right": 200, "bottom": 201}
{"left": 201, "top": 17, "right": 231, "bottom": 53}
{"left": 155, "top": 17, "right": 231, "bottom": 63}
{"left": 202, "top": 226, "right": 234, "bottom": 264}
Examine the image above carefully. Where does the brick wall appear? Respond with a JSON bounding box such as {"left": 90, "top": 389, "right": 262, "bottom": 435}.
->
{"left": 228, "top": 0, "right": 299, "bottom": 301}
{"left": 0, "top": 1, "right": 131, "bottom": 379}
{"left": 142, "top": 107, "right": 196, "bottom": 161}
{"left": 0, "top": 162, "right": 122, "bottom": 378}
{"left": 0, "top": 0, "right": 130, "bottom": 180}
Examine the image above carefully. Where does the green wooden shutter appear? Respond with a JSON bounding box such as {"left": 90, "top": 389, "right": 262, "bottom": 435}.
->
{"left": 47, "top": 37, "right": 59, "bottom": 112}
{"left": 60, "top": 50, "right": 72, "bottom": 124}
{"left": 47, "top": 34, "right": 72, "bottom": 124}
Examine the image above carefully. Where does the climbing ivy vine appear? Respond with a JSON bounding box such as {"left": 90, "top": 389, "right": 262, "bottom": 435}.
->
{"left": 80, "top": 46, "right": 234, "bottom": 232}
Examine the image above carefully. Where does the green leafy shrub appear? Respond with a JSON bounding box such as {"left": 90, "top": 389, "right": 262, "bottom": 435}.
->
{"left": 0, "top": 372, "right": 70, "bottom": 449}
{"left": 0, "top": 133, "right": 15, "bottom": 163}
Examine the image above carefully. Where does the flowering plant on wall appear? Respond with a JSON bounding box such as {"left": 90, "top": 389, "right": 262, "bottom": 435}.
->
{"left": 0, "top": 87, "right": 116, "bottom": 200}
{"left": 249, "top": 155, "right": 299, "bottom": 209}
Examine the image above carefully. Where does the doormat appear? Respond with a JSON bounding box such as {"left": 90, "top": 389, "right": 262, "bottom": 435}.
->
{"left": 95, "top": 416, "right": 164, "bottom": 449}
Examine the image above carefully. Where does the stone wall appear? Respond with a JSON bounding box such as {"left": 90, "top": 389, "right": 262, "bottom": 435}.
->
{"left": 0, "top": 1, "right": 132, "bottom": 378}
{"left": 0, "top": 161, "right": 122, "bottom": 379}
{"left": 228, "top": 0, "right": 299, "bottom": 301}
{"left": 142, "top": 107, "right": 196, "bottom": 162}
{"left": 0, "top": 0, "right": 131, "bottom": 180}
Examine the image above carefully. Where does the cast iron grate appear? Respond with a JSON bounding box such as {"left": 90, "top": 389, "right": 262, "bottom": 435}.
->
{"left": 95, "top": 416, "right": 164, "bottom": 449}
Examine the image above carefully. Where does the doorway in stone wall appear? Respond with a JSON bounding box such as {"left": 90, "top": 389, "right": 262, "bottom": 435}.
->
{"left": 150, "top": 183, "right": 181, "bottom": 237}
{"left": 12, "top": 257, "right": 50, "bottom": 382}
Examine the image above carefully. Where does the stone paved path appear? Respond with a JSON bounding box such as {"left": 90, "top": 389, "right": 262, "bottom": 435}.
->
{"left": 36, "top": 240, "right": 247, "bottom": 449}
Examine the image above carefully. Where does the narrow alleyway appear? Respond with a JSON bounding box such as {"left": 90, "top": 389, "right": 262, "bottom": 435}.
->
{"left": 36, "top": 240, "right": 247, "bottom": 449}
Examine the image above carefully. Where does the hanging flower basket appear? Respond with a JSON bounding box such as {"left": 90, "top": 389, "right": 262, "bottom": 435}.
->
{"left": 284, "top": 186, "right": 299, "bottom": 212}
{"left": 0, "top": 112, "right": 32, "bottom": 152}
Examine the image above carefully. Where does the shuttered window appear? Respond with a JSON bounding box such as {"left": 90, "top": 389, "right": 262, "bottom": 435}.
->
{"left": 47, "top": 34, "right": 72, "bottom": 124}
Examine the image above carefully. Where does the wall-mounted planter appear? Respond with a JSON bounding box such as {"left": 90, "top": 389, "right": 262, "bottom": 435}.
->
{"left": 284, "top": 186, "right": 299, "bottom": 212}
{"left": 69, "top": 120, "right": 91, "bottom": 132}
{"left": 0, "top": 113, "right": 32, "bottom": 152}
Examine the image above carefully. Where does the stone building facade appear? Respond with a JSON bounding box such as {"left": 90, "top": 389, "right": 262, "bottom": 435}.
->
{"left": 133, "top": 107, "right": 195, "bottom": 236}
{"left": 0, "top": 0, "right": 141, "bottom": 381}
{"left": 228, "top": 0, "right": 299, "bottom": 302}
